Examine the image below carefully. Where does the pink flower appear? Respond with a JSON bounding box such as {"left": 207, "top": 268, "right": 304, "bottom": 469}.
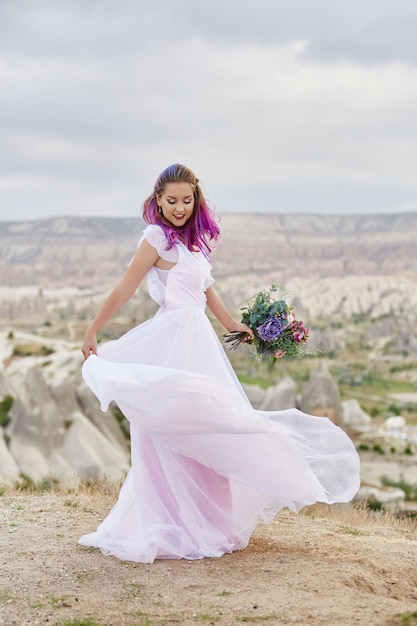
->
{"left": 287, "top": 310, "right": 295, "bottom": 324}
{"left": 291, "top": 321, "right": 309, "bottom": 343}
{"left": 273, "top": 349, "right": 286, "bottom": 359}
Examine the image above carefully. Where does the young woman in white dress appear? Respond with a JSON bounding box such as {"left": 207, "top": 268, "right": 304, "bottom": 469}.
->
{"left": 80, "top": 163, "right": 360, "bottom": 563}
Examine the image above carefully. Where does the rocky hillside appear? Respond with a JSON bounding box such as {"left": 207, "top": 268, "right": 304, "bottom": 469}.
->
{"left": 0, "top": 216, "right": 141, "bottom": 285}
{"left": 216, "top": 212, "right": 417, "bottom": 280}
{"left": 1, "top": 212, "right": 416, "bottom": 286}
{"left": 1, "top": 212, "right": 417, "bottom": 493}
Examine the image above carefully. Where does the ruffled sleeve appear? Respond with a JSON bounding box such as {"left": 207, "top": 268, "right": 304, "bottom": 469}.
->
{"left": 139, "top": 225, "right": 178, "bottom": 263}
{"left": 204, "top": 270, "right": 215, "bottom": 290}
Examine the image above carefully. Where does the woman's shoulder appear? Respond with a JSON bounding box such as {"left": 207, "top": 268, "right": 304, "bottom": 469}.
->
{"left": 142, "top": 223, "right": 165, "bottom": 236}
{"left": 141, "top": 223, "right": 179, "bottom": 261}
{"left": 142, "top": 223, "right": 168, "bottom": 245}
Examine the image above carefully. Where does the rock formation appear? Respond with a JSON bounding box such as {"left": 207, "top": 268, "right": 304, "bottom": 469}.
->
{"left": 0, "top": 347, "right": 130, "bottom": 485}
{"left": 260, "top": 375, "right": 297, "bottom": 411}
{"left": 299, "top": 363, "right": 343, "bottom": 425}
{"left": 341, "top": 399, "right": 372, "bottom": 434}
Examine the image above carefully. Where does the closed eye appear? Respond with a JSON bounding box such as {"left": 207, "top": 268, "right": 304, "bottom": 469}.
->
{"left": 167, "top": 197, "right": 193, "bottom": 205}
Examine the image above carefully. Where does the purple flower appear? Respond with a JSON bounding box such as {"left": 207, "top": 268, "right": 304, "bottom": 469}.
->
{"left": 257, "top": 316, "right": 285, "bottom": 342}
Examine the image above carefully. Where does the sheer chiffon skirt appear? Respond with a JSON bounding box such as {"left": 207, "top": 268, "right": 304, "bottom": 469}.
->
{"left": 79, "top": 308, "right": 360, "bottom": 563}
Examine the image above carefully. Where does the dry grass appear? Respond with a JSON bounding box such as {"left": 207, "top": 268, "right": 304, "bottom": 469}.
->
{"left": 0, "top": 476, "right": 123, "bottom": 498}
{"left": 303, "top": 501, "right": 417, "bottom": 533}
{"left": 2, "top": 477, "right": 416, "bottom": 533}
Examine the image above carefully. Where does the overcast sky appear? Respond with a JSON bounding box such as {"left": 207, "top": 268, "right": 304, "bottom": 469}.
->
{"left": 1, "top": 0, "right": 417, "bottom": 220}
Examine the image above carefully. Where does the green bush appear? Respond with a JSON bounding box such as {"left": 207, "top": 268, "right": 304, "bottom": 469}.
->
{"left": 366, "top": 498, "right": 384, "bottom": 512}
{"left": 112, "top": 406, "right": 130, "bottom": 439}
{"left": 0, "top": 394, "right": 14, "bottom": 428}
{"left": 12, "top": 343, "right": 54, "bottom": 357}
{"left": 380, "top": 474, "right": 417, "bottom": 501}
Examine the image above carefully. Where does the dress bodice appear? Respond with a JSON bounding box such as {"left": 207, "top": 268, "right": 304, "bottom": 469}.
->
{"left": 141, "top": 226, "right": 214, "bottom": 311}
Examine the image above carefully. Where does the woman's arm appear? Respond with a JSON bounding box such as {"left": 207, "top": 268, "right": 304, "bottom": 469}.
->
{"left": 205, "top": 286, "right": 253, "bottom": 336}
{"left": 81, "top": 239, "right": 159, "bottom": 359}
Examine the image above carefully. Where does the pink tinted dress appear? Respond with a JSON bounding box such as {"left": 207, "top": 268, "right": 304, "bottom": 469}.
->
{"left": 79, "top": 224, "right": 360, "bottom": 563}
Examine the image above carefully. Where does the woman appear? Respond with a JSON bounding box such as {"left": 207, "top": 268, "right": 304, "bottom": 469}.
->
{"left": 80, "top": 163, "right": 360, "bottom": 563}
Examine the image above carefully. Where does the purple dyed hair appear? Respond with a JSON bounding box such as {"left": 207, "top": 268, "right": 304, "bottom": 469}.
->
{"left": 142, "top": 164, "right": 220, "bottom": 255}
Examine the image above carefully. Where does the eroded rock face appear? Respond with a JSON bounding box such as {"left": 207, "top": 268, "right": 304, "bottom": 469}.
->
{"left": 8, "top": 442, "right": 50, "bottom": 481}
{"left": 1, "top": 354, "right": 130, "bottom": 484}
{"left": 241, "top": 384, "right": 265, "bottom": 409}
{"left": 7, "top": 365, "right": 67, "bottom": 454}
{"left": 0, "top": 368, "right": 14, "bottom": 397}
{"left": 299, "top": 363, "right": 343, "bottom": 425}
{"left": 0, "top": 431, "right": 20, "bottom": 484}
{"left": 76, "top": 382, "right": 129, "bottom": 452}
{"left": 342, "top": 399, "right": 372, "bottom": 434}
{"left": 0, "top": 368, "right": 34, "bottom": 482}
{"left": 260, "top": 376, "right": 297, "bottom": 411}
{"left": 60, "top": 411, "right": 130, "bottom": 482}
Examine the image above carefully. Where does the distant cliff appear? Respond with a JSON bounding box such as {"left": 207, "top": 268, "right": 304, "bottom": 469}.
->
{"left": 0, "top": 212, "right": 416, "bottom": 286}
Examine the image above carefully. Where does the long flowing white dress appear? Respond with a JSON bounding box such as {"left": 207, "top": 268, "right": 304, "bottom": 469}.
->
{"left": 79, "top": 225, "right": 360, "bottom": 563}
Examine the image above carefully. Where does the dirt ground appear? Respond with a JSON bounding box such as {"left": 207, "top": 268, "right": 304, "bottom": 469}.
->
{"left": 1, "top": 491, "right": 417, "bottom": 626}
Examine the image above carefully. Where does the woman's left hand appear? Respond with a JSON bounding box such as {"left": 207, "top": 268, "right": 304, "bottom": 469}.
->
{"left": 229, "top": 322, "right": 254, "bottom": 341}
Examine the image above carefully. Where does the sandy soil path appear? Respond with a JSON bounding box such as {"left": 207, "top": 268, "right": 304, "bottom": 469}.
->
{"left": 1, "top": 492, "right": 417, "bottom": 626}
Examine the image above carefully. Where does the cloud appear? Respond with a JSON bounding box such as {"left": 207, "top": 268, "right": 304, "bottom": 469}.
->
{"left": 1, "top": 1, "right": 417, "bottom": 218}
{"left": 3, "top": 0, "right": 417, "bottom": 63}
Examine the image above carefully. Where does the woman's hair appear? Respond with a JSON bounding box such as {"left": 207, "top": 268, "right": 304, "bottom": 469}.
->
{"left": 142, "top": 164, "right": 220, "bottom": 255}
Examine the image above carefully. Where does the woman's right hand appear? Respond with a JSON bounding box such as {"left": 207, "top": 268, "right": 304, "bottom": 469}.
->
{"left": 81, "top": 332, "right": 98, "bottom": 360}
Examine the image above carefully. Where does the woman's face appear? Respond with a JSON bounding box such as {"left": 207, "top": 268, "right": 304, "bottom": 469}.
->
{"left": 157, "top": 182, "right": 195, "bottom": 228}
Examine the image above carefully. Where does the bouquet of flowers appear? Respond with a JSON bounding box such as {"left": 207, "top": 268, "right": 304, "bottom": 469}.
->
{"left": 223, "top": 284, "right": 312, "bottom": 365}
